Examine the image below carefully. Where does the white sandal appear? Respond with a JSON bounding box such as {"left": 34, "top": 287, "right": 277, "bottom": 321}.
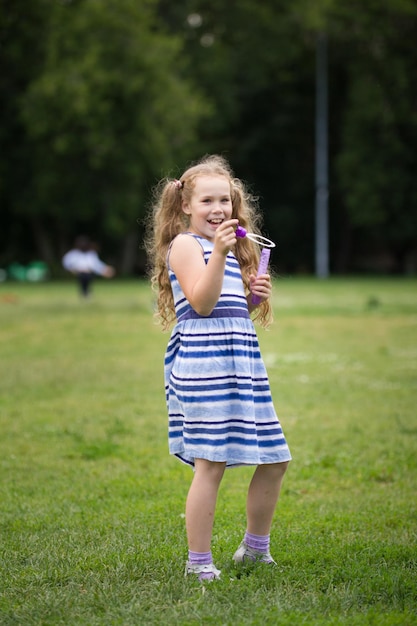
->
{"left": 233, "top": 541, "right": 276, "bottom": 565}
{"left": 185, "top": 561, "right": 221, "bottom": 581}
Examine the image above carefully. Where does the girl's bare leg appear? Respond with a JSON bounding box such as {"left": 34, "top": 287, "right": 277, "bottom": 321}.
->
{"left": 185, "top": 459, "right": 226, "bottom": 552}
{"left": 246, "top": 462, "right": 289, "bottom": 535}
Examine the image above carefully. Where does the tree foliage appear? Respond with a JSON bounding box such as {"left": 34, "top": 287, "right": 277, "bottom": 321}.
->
{"left": 1, "top": 0, "right": 208, "bottom": 271}
{"left": 331, "top": 0, "right": 417, "bottom": 268}
{"left": 1, "top": 0, "right": 416, "bottom": 274}
{"left": 156, "top": 0, "right": 417, "bottom": 272}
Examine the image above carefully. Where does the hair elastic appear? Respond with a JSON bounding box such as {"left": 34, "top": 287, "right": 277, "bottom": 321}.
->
{"left": 173, "top": 179, "right": 183, "bottom": 190}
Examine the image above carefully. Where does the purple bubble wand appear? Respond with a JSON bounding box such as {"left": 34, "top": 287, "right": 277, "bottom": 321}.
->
{"left": 235, "top": 225, "right": 276, "bottom": 305}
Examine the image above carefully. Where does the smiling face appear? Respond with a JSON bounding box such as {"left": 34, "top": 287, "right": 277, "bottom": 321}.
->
{"left": 182, "top": 175, "right": 233, "bottom": 241}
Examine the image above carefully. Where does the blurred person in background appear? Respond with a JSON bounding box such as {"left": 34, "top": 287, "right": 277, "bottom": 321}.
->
{"left": 62, "top": 235, "right": 115, "bottom": 298}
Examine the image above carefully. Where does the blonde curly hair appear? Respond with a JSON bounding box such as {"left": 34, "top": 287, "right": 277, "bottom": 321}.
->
{"left": 145, "top": 154, "right": 272, "bottom": 330}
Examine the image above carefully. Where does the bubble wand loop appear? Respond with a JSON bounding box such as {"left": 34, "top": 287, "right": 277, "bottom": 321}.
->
{"left": 235, "top": 226, "right": 276, "bottom": 305}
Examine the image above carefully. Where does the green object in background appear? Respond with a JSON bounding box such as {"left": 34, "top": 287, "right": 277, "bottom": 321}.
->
{"left": 26, "top": 261, "right": 49, "bottom": 282}
{"left": 7, "top": 261, "right": 49, "bottom": 282}
{"left": 7, "top": 263, "right": 27, "bottom": 281}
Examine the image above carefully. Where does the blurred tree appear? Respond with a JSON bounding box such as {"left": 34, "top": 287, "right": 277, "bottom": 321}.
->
{"left": 158, "top": 0, "right": 318, "bottom": 272}
{"left": 158, "top": 0, "right": 417, "bottom": 273}
{"left": 1, "top": 0, "right": 208, "bottom": 273}
{"left": 331, "top": 0, "right": 417, "bottom": 272}
{"left": 0, "top": 0, "right": 49, "bottom": 266}
{"left": 1, "top": 0, "right": 416, "bottom": 274}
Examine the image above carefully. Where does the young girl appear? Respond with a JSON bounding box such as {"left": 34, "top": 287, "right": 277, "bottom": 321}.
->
{"left": 146, "top": 155, "right": 291, "bottom": 581}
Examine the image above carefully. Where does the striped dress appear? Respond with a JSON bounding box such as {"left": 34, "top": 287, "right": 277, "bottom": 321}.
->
{"left": 164, "top": 233, "right": 291, "bottom": 468}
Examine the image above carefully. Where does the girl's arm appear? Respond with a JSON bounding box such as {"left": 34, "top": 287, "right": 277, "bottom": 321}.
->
{"left": 169, "top": 220, "right": 238, "bottom": 316}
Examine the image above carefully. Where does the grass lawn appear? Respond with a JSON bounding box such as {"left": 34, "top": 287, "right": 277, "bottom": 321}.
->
{"left": 0, "top": 277, "right": 416, "bottom": 625}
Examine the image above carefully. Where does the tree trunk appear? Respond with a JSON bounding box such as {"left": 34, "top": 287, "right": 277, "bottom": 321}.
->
{"left": 120, "top": 231, "right": 140, "bottom": 275}
{"left": 31, "top": 218, "right": 55, "bottom": 266}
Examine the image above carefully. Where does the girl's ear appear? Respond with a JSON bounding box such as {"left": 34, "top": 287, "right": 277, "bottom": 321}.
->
{"left": 182, "top": 201, "right": 191, "bottom": 216}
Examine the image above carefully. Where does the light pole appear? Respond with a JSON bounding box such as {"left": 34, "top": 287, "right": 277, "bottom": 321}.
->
{"left": 315, "top": 31, "right": 329, "bottom": 278}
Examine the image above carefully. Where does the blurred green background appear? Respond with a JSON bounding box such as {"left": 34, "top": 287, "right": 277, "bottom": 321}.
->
{"left": 1, "top": 0, "right": 417, "bottom": 277}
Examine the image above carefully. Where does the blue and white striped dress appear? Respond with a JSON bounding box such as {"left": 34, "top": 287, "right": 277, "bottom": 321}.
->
{"left": 164, "top": 233, "right": 291, "bottom": 468}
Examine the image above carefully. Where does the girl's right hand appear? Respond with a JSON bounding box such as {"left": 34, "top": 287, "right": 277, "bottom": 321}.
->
{"left": 213, "top": 219, "right": 239, "bottom": 255}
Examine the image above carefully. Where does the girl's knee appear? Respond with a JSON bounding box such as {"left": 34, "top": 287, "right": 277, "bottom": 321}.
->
{"left": 275, "top": 461, "right": 290, "bottom": 479}
{"left": 259, "top": 461, "right": 289, "bottom": 480}
{"left": 194, "top": 458, "right": 226, "bottom": 482}
{"left": 278, "top": 460, "right": 290, "bottom": 475}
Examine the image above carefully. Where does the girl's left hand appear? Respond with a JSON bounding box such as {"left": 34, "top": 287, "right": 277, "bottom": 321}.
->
{"left": 249, "top": 273, "right": 272, "bottom": 303}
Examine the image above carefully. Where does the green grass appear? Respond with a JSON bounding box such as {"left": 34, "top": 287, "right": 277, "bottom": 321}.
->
{"left": 0, "top": 277, "right": 416, "bottom": 625}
